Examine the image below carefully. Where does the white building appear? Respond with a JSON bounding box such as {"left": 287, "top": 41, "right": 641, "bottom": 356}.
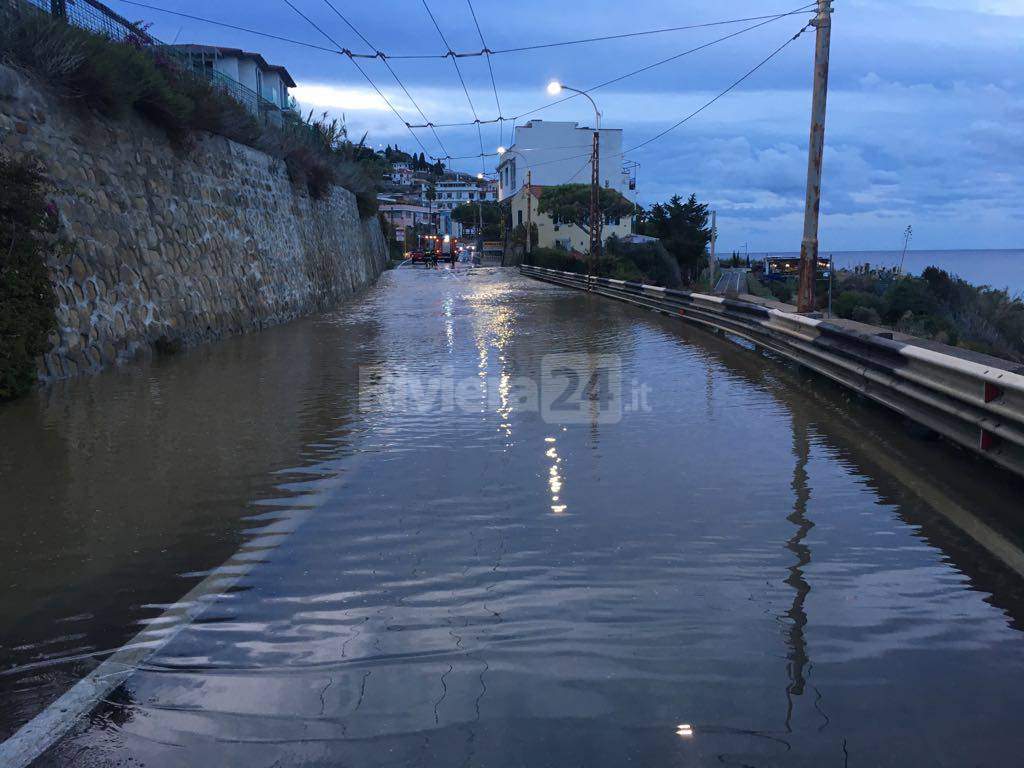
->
{"left": 388, "top": 162, "right": 413, "bottom": 186}
{"left": 507, "top": 184, "right": 631, "bottom": 254}
{"left": 432, "top": 179, "right": 498, "bottom": 212}
{"left": 427, "top": 179, "right": 497, "bottom": 238}
{"left": 177, "top": 45, "right": 295, "bottom": 114}
{"left": 496, "top": 120, "right": 631, "bottom": 201}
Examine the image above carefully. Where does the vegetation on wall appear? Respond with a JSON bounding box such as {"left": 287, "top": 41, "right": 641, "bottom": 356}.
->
{"left": 0, "top": 13, "right": 382, "bottom": 215}
{"left": 0, "top": 155, "right": 58, "bottom": 400}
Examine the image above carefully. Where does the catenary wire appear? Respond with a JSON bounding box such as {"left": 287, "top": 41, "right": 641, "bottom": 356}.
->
{"left": 467, "top": 0, "right": 504, "bottom": 148}
{"left": 320, "top": 0, "right": 451, "bottom": 159}
{"left": 280, "top": 0, "right": 436, "bottom": 159}
{"left": 440, "top": 21, "right": 811, "bottom": 166}
{"left": 114, "top": 0, "right": 815, "bottom": 61}
{"left": 406, "top": 4, "right": 815, "bottom": 129}
{"left": 421, "top": 0, "right": 486, "bottom": 171}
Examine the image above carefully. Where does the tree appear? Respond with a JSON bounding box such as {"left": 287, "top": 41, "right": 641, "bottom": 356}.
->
{"left": 641, "top": 194, "right": 711, "bottom": 281}
{"left": 451, "top": 201, "right": 503, "bottom": 240}
{"left": 537, "top": 184, "right": 633, "bottom": 245}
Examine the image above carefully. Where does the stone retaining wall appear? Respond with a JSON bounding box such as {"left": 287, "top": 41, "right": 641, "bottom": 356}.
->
{"left": 0, "top": 65, "right": 387, "bottom": 380}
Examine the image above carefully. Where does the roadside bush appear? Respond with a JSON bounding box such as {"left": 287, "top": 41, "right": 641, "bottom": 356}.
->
{"left": 605, "top": 236, "right": 681, "bottom": 287}
{"left": 0, "top": 155, "right": 58, "bottom": 400}
{"left": 850, "top": 305, "right": 882, "bottom": 326}
{"left": 833, "top": 266, "right": 1024, "bottom": 361}
{"left": 769, "top": 280, "right": 794, "bottom": 303}
{"left": 833, "top": 289, "right": 884, "bottom": 320}
{"left": 527, "top": 247, "right": 587, "bottom": 273}
{"left": 881, "top": 278, "right": 941, "bottom": 324}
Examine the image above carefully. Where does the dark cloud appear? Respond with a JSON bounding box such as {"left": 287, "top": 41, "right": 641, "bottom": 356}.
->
{"left": 111, "top": 0, "right": 1024, "bottom": 249}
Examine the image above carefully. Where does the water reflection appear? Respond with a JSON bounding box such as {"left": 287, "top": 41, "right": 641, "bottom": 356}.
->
{"left": 545, "top": 436, "right": 567, "bottom": 514}
{"left": 4, "top": 269, "right": 1024, "bottom": 768}
{"left": 784, "top": 410, "right": 813, "bottom": 733}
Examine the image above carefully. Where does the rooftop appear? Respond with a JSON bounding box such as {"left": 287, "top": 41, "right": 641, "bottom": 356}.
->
{"left": 174, "top": 44, "right": 296, "bottom": 87}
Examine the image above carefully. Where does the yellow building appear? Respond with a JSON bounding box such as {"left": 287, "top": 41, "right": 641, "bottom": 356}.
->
{"left": 509, "top": 184, "right": 632, "bottom": 253}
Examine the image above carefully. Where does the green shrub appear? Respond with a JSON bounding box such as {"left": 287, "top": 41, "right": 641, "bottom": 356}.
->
{"left": 881, "top": 278, "right": 941, "bottom": 324}
{"left": 605, "top": 236, "right": 681, "bottom": 287}
{"left": 851, "top": 305, "right": 882, "bottom": 325}
{"left": 2, "top": 16, "right": 194, "bottom": 131}
{"left": 0, "top": 155, "right": 58, "bottom": 400}
{"left": 184, "top": 78, "right": 261, "bottom": 144}
{"left": 769, "top": 280, "right": 794, "bottom": 303}
{"left": 527, "top": 247, "right": 588, "bottom": 273}
{"left": 833, "top": 289, "right": 884, "bottom": 319}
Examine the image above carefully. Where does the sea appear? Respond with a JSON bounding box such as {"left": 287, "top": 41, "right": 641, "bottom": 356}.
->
{"left": 746, "top": 249, "right": 1024, "bottom": 296}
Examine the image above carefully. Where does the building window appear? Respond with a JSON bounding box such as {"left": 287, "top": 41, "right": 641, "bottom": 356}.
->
{"left": 517, "top": 210, "right": 523, "bottom": 226}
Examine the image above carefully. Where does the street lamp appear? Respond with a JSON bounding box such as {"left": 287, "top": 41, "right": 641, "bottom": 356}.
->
{"left": 546, "top": 80, "right": 603, "bottom": 266}
{"left": 474, "top": 172, "right": 486, "bottom": 257}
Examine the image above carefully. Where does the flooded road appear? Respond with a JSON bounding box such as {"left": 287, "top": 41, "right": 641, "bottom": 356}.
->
{"left": 3, "top": 267, "right": 1024, "bottom": 766}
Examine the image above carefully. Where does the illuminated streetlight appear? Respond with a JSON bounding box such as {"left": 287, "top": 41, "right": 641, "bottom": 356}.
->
{"left": 496, "top": 145, "right": 507, "bottom": 155}
{"left": 544, "top": 80, "right": 603, "bottom": 265}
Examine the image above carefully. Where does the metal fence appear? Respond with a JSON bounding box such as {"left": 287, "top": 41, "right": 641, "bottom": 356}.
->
{"left": 9, "top": 0, "right": 301, "bottom": 131}
{"left": 521, "top": 263, "right": 1024, "bottom": 479}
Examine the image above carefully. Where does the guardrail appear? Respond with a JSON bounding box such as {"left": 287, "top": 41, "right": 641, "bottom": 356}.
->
{"left": 520, "top": 263, "right": 1024, "bottom": 478}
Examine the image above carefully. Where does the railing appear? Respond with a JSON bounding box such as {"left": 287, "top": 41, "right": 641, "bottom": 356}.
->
{"left": 10, "top": 0, "right": 299, "bottom": 129}
{"left": 521, "top": 264, "right": 1024, "bottom": 479}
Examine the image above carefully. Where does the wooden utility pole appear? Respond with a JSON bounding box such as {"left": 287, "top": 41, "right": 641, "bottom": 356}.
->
{"left": 796, "top": 0, "right": 833, "bottom": 313}
{"left": 589, "top": 130, "right": 601, "bottom": 270}
{"left": 525, "top": 170, "right": 532, "bottom": 256}
{"left": 709, "top": 210, "right": 717, "bottom": 292}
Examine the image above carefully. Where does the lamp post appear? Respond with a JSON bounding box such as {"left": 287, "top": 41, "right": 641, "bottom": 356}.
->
{"left": 475, "top": 172, "right": 487, "bottom": 261}
{"left": 547, "top": 80, "right": 602, "bottom": 269}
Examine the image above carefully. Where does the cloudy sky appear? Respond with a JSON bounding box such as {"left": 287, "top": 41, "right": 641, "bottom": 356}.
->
{"left": 111, "top": 0, "right": 1022, "bottom": 252}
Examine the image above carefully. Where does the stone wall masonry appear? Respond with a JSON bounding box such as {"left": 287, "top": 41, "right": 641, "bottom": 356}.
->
{"left": 0, "top": 65, "right": 387, "bottom": 381}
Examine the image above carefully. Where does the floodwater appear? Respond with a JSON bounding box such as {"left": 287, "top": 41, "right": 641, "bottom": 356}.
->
{"left": 3, "top": 267, "right": 1024, "bottom": 767}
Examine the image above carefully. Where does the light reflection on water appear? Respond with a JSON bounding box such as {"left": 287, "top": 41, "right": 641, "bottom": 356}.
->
{"left": 2, "top": 268, "right": 1024, "bottom": 766}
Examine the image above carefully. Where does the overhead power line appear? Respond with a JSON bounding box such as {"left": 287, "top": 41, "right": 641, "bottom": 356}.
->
{"left": 280, "top": 0, "right": 436, "bottom": 159}
{"left": 115, "top": 0, "right": 343, "bottom": 53}
{"left": 624, "top": 22, "right": 814, "bottom": 154}
{"left": 320, "top": 0, "right": 451, "bottom": 159}
{"left": 405, "top": 4, "right": 815, "bottom": 130}
{"left": 467, "top": 0, "right": 504, "bottom": 148}
{"left": 488, "top": 4, "right": 817, "bottom": 55}
{"left": 116, "top": 0, "right": 815, "bottom": 62}
{"left": 439, "top": 21, "right": 812, "bottom": 166}
{"left": 421, "top": 0, "right": 486, "bottom": 172}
